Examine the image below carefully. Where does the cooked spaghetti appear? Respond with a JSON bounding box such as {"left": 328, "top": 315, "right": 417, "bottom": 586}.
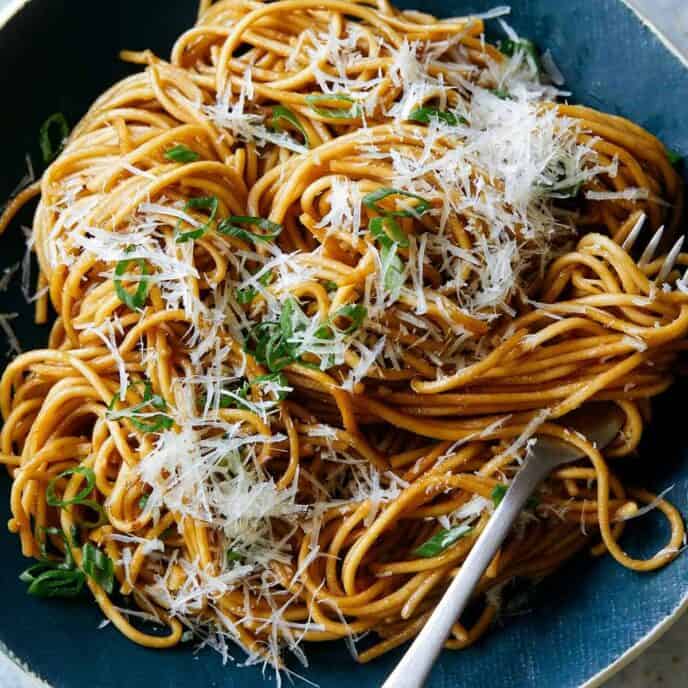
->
{"left": 1, "top": 0, "right": 687, "bottom": 677}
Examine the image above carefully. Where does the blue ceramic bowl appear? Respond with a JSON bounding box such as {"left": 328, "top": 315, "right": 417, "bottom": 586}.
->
{"left": 0, "top": 1, "right": 687, "bottom": 686}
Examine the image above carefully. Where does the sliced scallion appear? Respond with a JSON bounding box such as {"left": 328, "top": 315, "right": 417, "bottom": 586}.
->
{"left": 176, "top": 196, "right": 219, "bottom": 243}
{"left": 218, "top": 216, "right": 283, "bottom": 244}
{"left": 39, "top": 113, "right": 70, "bottom": 164}
{"left": 114, "top": 256, "right": 150, "bottom": 310}
{"left": 81, "top": 542, "right": 115, "bottom": 594}
{"left": 164, "top": 144, "right": 200, "bottom": 163}
{"left": 269, "top": 105, "right": 310, "bottom": 147}
{"left": 413, "top": 525, "right": 472, "bottom": 558}
{"left": 305, "top": 93, "right": 361, "bottom": 119}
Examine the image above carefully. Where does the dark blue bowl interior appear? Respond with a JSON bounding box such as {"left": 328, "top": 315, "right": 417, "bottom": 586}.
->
{"left": 0, "top": 1, "right": 687, "bottom": 687}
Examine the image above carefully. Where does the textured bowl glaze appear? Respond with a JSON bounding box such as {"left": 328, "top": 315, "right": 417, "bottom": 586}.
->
{"left": 0, "top": 1, "right": 686, "bottom": 686}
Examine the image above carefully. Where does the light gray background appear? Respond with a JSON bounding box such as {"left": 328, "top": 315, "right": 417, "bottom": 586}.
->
{"left": 0, "top": 0, "right": 686, "bottom": 686}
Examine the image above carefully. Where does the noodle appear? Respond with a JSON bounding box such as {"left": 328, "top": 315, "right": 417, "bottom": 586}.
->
{"left": 1, "top": 0, "right": 686, "bottom": 675}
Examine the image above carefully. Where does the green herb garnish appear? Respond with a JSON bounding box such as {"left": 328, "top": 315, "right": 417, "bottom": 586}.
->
{"left": 333, "top": 304, "right": 367, "bottom": 334}
{"left": 243, "top": 296, "right": 356, "bottom": 372}
{"left": 20, "top": 564, "right": 85, "bottom": 598}
{"left": 46, "top": 466, "right": 107, "bottom": 528}
{"left": 667, "top": 148, "right": 683, "bottom": 166}
{"left": 491, "top": 483, "right": 540, "bottom": 509}
{"left": 369, "top": 215, "right": 409, "bottom": 248}
{"left": 409, "top": 107, "right": 465, "bottom": 127}
{"left": 236, "top": 286, "right": 258, "bottom": 305}
{"left": 226, "top": 549, "right": 243, "bottom": 564}
{"left": 269, "top": 105, "right": 310, "bottom": 147}
{"left": 491, "top": 484, "right": 508, "bottom": 506}
{"left": 497, "top": 38, "right": 541, "bottom": 70}
{"left": 114, "top": 256, "right": 151, "bottom": 310}
{"left": 413, "top": 525, "right": 472, "bottom": 558}
{"left": 490, "top": 88, "right": 513, "bottom": 101}
{"left": 164, "top": 144, "right": 200, "bottom": 163}
{"left": 380, "top": 243, "right": 405, "bottom": 293}
{"left": 176, "top": 196, "right": 219, "bottom": 243}
{"left": 107, "top": 380, "right": 174, "bottom": 433}
{"left": 362, "top": 188, "right": 431, "bottom": 218}
{"left": 37, "top": 527, "right": 76, "bottom": 567}
{"left": 236, "top": 269, "right": 273, "bottom": 304}
{"left": 81, "top": 542, "right": 115, "bottom": 594}
{"left": 252, "top": 372, "right": 291, "bottom": 401}
{"left": 218, "top": 216, "right": 282, "bottom": 244}
{"left": 40, "top": 113, "right": 70, "bottom": 164}
{"left": 244, "top": 298, "right": 308, "bottom": 372}
{"left": 19, "top": 527, "right": 93, "bottom": 599}
{"left": 244, "top": 321, "right": 293, "bottom": 372}
{"left": 305, "top": 93, "right": 361, "bottom": 119}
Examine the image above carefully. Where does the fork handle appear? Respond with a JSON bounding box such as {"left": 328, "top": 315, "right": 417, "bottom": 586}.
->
{"left": 381, "top": 454, "right": 554, "bottom": 688}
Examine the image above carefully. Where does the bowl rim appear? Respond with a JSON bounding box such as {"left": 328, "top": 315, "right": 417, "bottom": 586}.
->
{"left": 0, "top": 0, "right": 686, "bottom": 686}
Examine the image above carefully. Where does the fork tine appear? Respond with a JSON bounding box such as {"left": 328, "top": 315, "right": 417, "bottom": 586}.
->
{"left": 655, "top": 236, "right": 685, "bottom": 285}
{"left": 638, "top": 225, "right": 664, "bottom": 267}
{"left": 622, "top": 213, "right": 646, "bottom": 251}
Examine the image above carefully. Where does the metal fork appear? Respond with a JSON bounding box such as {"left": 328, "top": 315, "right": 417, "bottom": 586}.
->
{"left": 621, "top": 213, "right": 684, "bottom": 282}
{"left": 382, "top": 219, "right": 685, "bottom": 688}
{"left": 382, "top": 402, "right": 625, "bottom": 688}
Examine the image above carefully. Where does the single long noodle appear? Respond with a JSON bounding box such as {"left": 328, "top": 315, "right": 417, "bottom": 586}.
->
{"left": 1, "top": 0, "right": 687, "bottom": 676}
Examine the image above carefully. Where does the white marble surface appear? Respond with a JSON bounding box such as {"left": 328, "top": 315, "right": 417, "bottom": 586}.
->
{"left": 0, "top": 1, "right": 686, "bottom": 687}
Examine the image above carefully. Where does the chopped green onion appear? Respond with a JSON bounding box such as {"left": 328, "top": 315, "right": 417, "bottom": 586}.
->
{"left": 164, "top": 144, "right": 200, "bottom": 163}
{"left": 218, "top": 216, "right": 283, "bottom": 244}
{"left": 244, "top": 298, "right": 338, "bottom": 372}
{"left": 369, "top": 215, "right": 409, "bottom": 248}
{"left": 305, "top": 93, "right": 361, "bottom": 119}
{"left": 491, "top": 483, "right": 539, "bottom": 509}
{"left": 138, "top": 494, "right": 149, "bottom": 510}
{"left": 413, "top": 525, "right": 472, "bottom": 558}
{"left": 216, "top": 381, "right": 252, "bottom": 410}
{"left": 245, "top": 320, "right": 296, "bottom": 373}
{"left": 46, "top": 466, "right": 107, "bottom": 528}
{"left": 269, "top": 105, "right": 310, "bottom": 147}
{"left": 491, "top": 484, "right": 508, "bottom": 507}
{"left": 314, "top": 323, "right": 335, "bottom": 340}
{"left": 490, "top": 88, "right": 513, "bottom": 101}
{"left": 236, "top": 286, "right": 258, "bottom": 305}
{"left": 46, "top": 466, "right": 97, "bottom": 508}
{"left": 107, "top": 380, "right": 174, "bottom": 433}
{"left": 176, "top": 196, "right": 219, "bottom": 243}
{"left": 129, "top": 414, "right": 173, "bottom": 433}
{"left": 252, "top": 372, "right": 291, "bottom": 401}
{"left": 236, "top": 269, "right": 273, "bottom": 304}
{"left": 40, "top": 113, "right": 70, "bottom": 164}
{"left": 497, "top": 38, "right": 541, "bottom": 70}
{"left": 362, "top": 187, "right": 431, "bottom": 218}
{"left": 114, "top": 257, "right": 150, "bottom": 310}
{"left": 20, "top": 526, "right": 87, "bottom": 599}
{"left": 20, "top": 564, "right": 85, "bottom": 598}
{"left": 380, "top": 243, "right": 405, "bottom": 294}
{"left": 81, "top": 542, "right": 115, "bottom": 594}
{"left": 667, "top": 148, "right": 683, "bottom": 166}
{"left": 324, "top": 280, "right": 338, "bottom": 292}
{"left": 37, "top": 526, "right": 76, "bottom": 567}
{"left": 226, "top": 549, "right": 243, "bottom": 564}
{"left": 409, "top": 107, "right": 465, "bottom": 127}
{"left": 333, "top": 304, "right": 367, "bottom": 334}
{"left": 280, "top": 297, "right": 309, "bottom": 339}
